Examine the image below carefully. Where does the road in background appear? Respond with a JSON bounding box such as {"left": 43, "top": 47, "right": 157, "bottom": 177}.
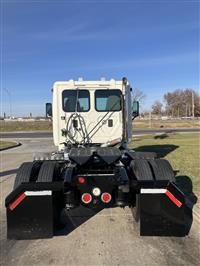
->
{"left": 0, "top": 128, "right": 200, "bottom": 139}
{"left": 0, "top": 138, "right": 200, "bottom": 265}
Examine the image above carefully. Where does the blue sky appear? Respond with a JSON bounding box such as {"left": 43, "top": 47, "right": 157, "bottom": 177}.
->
{"left": 1, "top": 0, "right": 199, "bottom": 116}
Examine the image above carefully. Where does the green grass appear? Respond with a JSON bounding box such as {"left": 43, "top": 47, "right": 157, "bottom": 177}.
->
{"left": 134, "top": 118, "right": 200, "bottom": 129}
{"left": 0, "top": 140, "right": 17, "bottom": 150}
{"left": 0, "top": 119, "right": 199, "bottom": 132}
{"left": 129, "top": 133, "right": 200, "bottom": 202}
{"left": 0, "top": 121, "right": 52, "bottom": 132}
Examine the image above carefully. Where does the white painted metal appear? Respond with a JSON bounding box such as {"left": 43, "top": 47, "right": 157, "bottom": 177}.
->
{"left": 52, "top": 79, "right": 133, "bottom": 150}
{"left": 140, "top": 189, "right": 167, "bottom": 194}
{"left": 25, "top": 191, "right": 52, "bottom": 196}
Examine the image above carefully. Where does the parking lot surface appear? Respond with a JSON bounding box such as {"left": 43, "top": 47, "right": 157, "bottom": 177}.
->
{"left": 0, "top": 138, "right": 199, "bottom": 266}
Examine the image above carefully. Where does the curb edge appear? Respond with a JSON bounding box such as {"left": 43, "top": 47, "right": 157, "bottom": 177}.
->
{"left": 0, "top": 142, "right": 21, "bottom": 151}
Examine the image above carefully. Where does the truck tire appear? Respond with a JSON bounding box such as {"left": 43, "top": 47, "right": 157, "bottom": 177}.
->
{"left": 14, "top": 161, "right": 42, "bottom": 189}
{"left": 148, "top": 159, "right": 175, "bottom": 182}
{"left": 130, "top": 159, "right": 154, "bottom": 181}
{"left": 37, "top": 161, "right": 59, "bottom": 182}
{"left": 129, "top": 151, "right": 157, "bottom": 159}
{"left": 37, "top": 161, "right": 64, "bottom": 229}
{"left": 131, "top": 194, "right": 140, "bottom": 222}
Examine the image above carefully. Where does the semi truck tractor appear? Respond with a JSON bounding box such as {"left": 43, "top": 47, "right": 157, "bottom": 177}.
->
{"left": 5, "top": 77, "right": 194, "bottom": 239}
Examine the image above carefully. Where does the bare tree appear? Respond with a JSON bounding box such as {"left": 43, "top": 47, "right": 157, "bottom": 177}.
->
{"left": 152, "top": 101, "right": 163, "bottom": 115}
{"left": 164, "top": 89, "right": 200, "bottom": 117}
{"left": 132, "top": 88, "right": 146, "bottom": 102}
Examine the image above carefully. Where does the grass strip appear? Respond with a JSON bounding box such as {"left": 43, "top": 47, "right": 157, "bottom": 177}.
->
{"left": 0, "top": 140, "right": 18, "bottom": 150}
{"left": 129, "top": 133, "right": 200, "bottom": 205}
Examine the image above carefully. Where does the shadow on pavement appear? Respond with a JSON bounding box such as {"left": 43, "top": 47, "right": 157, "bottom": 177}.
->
{"left": 0, "top": 169, "right": 18, "bottom": 178}
{"left": 55, "top": 206, "right": 104, "bottom": 236}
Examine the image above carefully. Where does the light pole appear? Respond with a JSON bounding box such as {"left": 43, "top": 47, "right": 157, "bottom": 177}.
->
{"left": 3, "top": 88, "right": 12, "bottom": 118}
{"left": 192, "top": 91, "right": 195, "bottom": 119}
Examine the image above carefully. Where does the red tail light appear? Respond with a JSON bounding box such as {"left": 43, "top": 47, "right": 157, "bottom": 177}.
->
{"left": 81, "top": 193, "right": 92, "bottom": 204}
{"left": 101, "top": 192, "right": 111, "bottom": 203}
{"left": 78, "top": 176, "right": 85, "bottom": 184}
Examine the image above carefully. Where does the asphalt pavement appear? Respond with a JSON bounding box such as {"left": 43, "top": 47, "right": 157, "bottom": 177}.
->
{"left": 0, "top": 138, "right": 200, "bottom": 266}
{"left": 0, "top": 127, "right": 199, "bottom": 139}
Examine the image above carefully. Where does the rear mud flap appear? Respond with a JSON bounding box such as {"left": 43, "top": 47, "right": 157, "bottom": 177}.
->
{"left": 5, "top": 182, "right": 62, "bottom": 239}
{"left": 139, "top": 182, "right": 193, "bottom": 236}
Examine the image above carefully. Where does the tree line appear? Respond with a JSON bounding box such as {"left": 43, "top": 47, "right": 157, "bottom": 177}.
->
{"left": 151, "top": 89, "right": 200, "bottom": 117}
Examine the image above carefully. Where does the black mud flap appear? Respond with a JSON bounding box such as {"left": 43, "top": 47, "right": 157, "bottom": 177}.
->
{"left": 139, "top": 182, "right": 192, "bottom": 236}
{"left": 5, "top": 182, "right": 62, "bottom": 239}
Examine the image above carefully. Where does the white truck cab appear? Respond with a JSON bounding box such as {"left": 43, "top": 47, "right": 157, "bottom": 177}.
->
{"left": 51, "top": 78, "right": 133, "bottom": 150}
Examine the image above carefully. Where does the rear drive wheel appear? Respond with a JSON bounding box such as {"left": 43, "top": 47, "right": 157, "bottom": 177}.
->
{"left": 129, "top": 151, "right": 157, "bottom": 160}
{"left": 37, "top": 161, "right": 64, "bottom": 229}
{"left": 131, "top": 194, "right": 140, "bottom": 222}
{"left": 37, "top": 161, "right": 59, "bottom": 182}
{"left": 148, "top": 159, "right": 175, "bottom": 182}
{"left": 14, "top": 161, "right": 42, "bottom": 189}
{"left": 130, "top": 159, "right": 154, "bottom": 181}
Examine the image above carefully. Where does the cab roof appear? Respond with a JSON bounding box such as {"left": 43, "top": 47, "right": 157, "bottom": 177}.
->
{"left": 53, "top": 79, "right": 127, "bottom": 89}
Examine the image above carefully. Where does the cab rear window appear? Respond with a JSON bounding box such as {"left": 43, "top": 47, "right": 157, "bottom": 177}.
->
{"left": 62, "top": 90, "right": 90, "bottom": 112}
{"left": 95, "top": 90, "right": 122, "bottom": 111}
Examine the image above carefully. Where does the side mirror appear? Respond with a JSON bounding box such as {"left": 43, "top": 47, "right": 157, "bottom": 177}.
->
{"left": 46, "top": 103, "right": 52, "bottom": 117}
{"left": 132, "top": 101, "right": 139, "bottom": 119}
